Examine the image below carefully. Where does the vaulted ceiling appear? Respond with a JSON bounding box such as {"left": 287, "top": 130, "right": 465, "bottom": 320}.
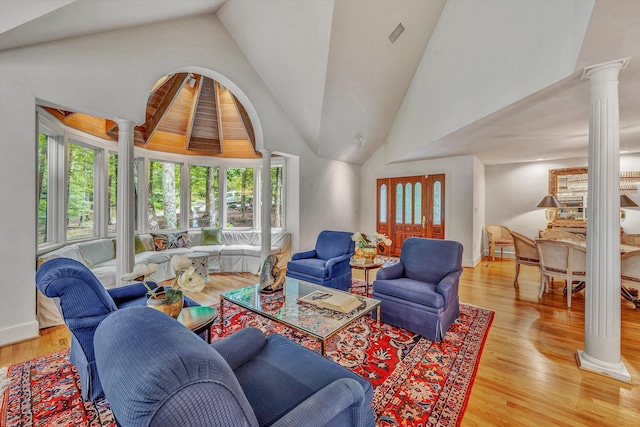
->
{"left": 44, "top": 72, "right": 259, "bottom": 158}
{"left": 2, "top": 0, "right": 639, "bottom": 165}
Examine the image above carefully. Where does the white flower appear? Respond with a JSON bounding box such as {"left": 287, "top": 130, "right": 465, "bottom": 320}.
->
{"left": 121, "top": 263, "right": 158, "bottom": 281}
{"left": 170, "top": 255, "right": 192, "bottom": 275}
{"left": 177, "top": 266, "right": 206, "bottom": 292}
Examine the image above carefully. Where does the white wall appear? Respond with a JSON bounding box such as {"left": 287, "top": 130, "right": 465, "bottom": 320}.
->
{"left": 473, "top": 157, "right": 486, "bottom": 266}
{"left": 384, "top": 0, "right": 594, "bottom": 163}
{"left": 485, "top": 154, "right": 640, "bottom": 257}
{"left": 0, "top": 14, "right": 358, "bottom": 346}
{"left": 361, "top": 148, "right": 478, "bottom": 267}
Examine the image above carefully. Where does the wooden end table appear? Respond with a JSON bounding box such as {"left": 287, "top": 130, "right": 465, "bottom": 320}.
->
{"left": 177, "top": 306, "right": 217, "bottom": 343}
{"left": 350, "top": 259, "right": 383, "bottom": 295}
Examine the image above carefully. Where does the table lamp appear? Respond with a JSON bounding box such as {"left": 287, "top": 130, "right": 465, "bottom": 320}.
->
{"left": 620, "top": 194, "right": 638, "bottom": 223}
{"left": 537, "top": 195, "right": 563, "bottom": 228}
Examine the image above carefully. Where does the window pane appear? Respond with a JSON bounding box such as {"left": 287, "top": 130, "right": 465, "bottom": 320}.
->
{"left": 433, "top": 181, "right": 442, "bottom": 225}
{"left": 271, "top": 166, "right": 284, "bottom": 228}
{"left": 226, "top": 167, "right": 254, "bottom": 228}
{"left": 108, "top": 153, "right": 117, "bottom": 235}
{"left": 67, "top": 143, "right": 95, "bottom": 239}
{"left": 395, "top": 183, "right": 403, "bottom": 224}
{"left": 405, "top": 183, "right": 412, "bottom": 224}
{"left": 190, "top": 165, "right": 219, "bottom": 227}
{"left": 148, "top": 160, "right": 181, "bottom": 230}
{"left": 414, "top": 182, "right": 422, "bottom": 225}
{"left": 37, "top": 133, "right": 49, "bottom": 244}
{"left": 134, "top": 158, "right": 139, "bottom": 231}
{"left": 379, "top": 184, "right": 387, "bottom": 223}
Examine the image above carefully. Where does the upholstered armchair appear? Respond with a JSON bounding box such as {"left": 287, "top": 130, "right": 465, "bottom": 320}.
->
{"left": 286, "top": 230, "right": 356, "bottom": 290}
{"left": 372, "top": 237, "right": 463, "bottom": 341}
{"left": 485, "top": 224, "right": 513, "bottom": 260}
{"left": 35, "top": 257, "right": 199, "bottom": 401}
{"left": 510, "top": 231, "right": 540, "bottom": 287}
{"left": 95, "top": 307, "right": 375, "bottom": 427}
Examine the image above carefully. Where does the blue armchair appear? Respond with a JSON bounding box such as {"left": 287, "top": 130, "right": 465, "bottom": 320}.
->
{"left": 35, "top": 257, "right": 199, "bottom": 401}
{"left": 95, "top": 307, "right": 375, "bottom": 427}
{"left": 372, "top": 237, "right": 463, "bottom": 341}
{"left": 286, "top": 230, "right": 356, "bottom": 290}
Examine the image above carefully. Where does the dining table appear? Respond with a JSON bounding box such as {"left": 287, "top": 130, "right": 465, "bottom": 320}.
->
{"left": 553, "top": 238, "right": 640, "bottom": 308}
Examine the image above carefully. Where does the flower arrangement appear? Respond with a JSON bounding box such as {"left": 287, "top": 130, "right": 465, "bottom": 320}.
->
{"left": 170, "top": 255, "right": 206, "bottom": 293}
{"left": 351, "top": 232, "right": 392, "bottom": 250}
{"left": 122, "top": 255, "right": 205, "bottom": 306}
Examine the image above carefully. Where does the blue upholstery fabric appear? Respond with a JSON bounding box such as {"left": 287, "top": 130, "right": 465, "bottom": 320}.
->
{"left": 95, "top": 307, "right": 375, "bottom": 427}
{"left": 95, "top": 307, "right": 258, "bottom": 427}
{"left": 286, "top": 230, "right": 356, "bottom": 290}
{"left": 35, "top": 257, "right": 199, "bottom": 401}
{"left": 372, "top": 237, "right": 463, "bottom": 341}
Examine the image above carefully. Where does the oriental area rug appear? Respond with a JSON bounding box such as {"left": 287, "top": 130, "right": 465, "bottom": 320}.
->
{"left": 1, "top": 280, "right": 494, "bottom": 427}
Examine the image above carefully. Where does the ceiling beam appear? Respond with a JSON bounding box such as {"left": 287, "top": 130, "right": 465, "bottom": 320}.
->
{"left": 215, "top": 81, "right": 225, "bottom": 155}
{"left": 231, "top": 93, "right": 256, "bottom": 151}
{"left": 185, "top": 75, "right": 203, "bottom": 150}
{"left": 145, "top": 72, "right": 188, "bottom": 142}
{"left": 105, "top": 119, "right": 117, "bottom": 136}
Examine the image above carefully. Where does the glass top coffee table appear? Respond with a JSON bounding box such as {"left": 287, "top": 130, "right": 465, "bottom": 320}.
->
{"left": 220, "top": 278, "right": 381, "bottom": 355}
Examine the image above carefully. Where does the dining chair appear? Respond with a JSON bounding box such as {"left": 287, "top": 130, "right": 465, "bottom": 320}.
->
{"left": 621, "top": 249, "right": 640, "bottom": 309}
{"left": 539, "top": 229, "right": 585, "bottom": 241}
{"left": 621, "top": 234, "right": 640, "bottom": 245}
{"left": 510, "top": 231, "right": 539, "bottom": 287}
{"left": 485, "top": 224, "right": 513, "bottom": 261}
{"left": 536, "top": 239, "right": 587, "bottom": 308}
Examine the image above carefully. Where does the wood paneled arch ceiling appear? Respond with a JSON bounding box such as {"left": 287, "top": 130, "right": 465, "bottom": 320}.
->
{"left": 44, "top": 73, "right": 260, "bottom": 158}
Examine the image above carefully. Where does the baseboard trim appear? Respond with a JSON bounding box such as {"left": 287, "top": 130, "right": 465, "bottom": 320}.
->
{"left": 0, "top": 320, "right": 39, "bottom": 347}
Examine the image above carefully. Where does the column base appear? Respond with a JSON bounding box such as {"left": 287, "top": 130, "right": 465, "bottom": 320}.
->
{"left": 576, "top": 350, "right": 631, "bottom": 383}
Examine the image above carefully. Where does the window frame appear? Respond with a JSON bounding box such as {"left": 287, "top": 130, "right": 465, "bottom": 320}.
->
{"left": 36, "top": 107, "right": 286, "bottom": 254}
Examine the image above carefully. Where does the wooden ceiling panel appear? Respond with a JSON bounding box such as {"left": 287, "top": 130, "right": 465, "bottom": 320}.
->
{"left": 191, "top": 78, "right": 219, "bottom": 141}
{"left": 44, "top": 73, "right": 257, "bottom": 158}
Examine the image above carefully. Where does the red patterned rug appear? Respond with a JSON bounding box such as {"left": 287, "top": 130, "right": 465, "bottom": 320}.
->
{"left": 1, "top": 281, "right": 493, "bottom": 427}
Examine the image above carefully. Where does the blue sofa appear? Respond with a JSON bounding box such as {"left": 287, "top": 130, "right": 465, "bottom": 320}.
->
{"left": 286, "top": 230, "right": 355, "bottom": 290}
{"left": 372, "top": 237, "right": 463, "bottom": 341}
{"left": 94, "top": 307, "right": 375, "bottom": 427}
{"left": 35, "top": 257, "right": 199, "bottom": 401}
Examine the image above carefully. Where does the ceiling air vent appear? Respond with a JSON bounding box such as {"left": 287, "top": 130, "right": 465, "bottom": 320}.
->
{"left": 388, "top": 23, "right": 405, "bottom": 44}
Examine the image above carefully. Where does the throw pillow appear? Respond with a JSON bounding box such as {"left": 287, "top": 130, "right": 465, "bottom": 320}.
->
{"left": 201, "top": 227, "right": 222, "bottom": 245}
{"left": 151, "top": 233, "right": 178, "bottom": 251}
{"left": 174, "top": 231, "right": 191, "bottom": 248}
{"left": 134, "top": 233, "right": 147, "bottom": 254}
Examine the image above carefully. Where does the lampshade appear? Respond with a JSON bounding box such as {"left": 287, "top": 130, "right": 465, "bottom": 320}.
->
{"left": 537, "top": 195, "right": 562, "bottom": 208}
{"left": 620, "top": 195, "right": 638, "bottom": 208}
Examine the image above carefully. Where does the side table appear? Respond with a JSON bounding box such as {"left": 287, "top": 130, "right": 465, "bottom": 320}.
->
{"left": 350, "top": 259, "right": 383, "bottom": 296}
{"left": 177, "top": 306, "right": 217, "bottom": 343}
{"left": 186, "top": 251, "right": 210, "bottom": 283}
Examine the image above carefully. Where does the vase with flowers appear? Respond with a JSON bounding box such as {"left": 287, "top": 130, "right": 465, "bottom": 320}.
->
{"left": 122, "top": 255, "right": 205, "bottom": 318}
{"left": 351, "top": 232, "right": 392, "bottom": 261}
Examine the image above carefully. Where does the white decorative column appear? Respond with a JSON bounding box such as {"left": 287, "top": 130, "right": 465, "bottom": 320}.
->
{"left": 261, "top": 150, "right": 272, "bottom": 266}
{"left": 577, "top": 57, "right": 631, "bottom": 382}
{"left": 115, "top": 118, "right": 136, "bottom": 285}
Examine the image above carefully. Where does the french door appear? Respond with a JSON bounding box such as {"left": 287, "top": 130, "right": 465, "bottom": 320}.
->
{"left": 377, "top": 174, "right": 445, "bottom": 255}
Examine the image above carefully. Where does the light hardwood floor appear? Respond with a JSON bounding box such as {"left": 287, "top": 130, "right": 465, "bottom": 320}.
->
{"left": 2, "top": 260, "right": 639, "bottom": 426}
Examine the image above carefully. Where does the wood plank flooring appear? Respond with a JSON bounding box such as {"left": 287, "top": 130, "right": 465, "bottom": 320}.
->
{"left": 2, "top": 260, "right": 639, "bottom": 426}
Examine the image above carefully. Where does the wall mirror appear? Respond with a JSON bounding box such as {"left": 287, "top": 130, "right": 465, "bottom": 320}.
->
{"left": 548, "top": 167, "right": 588, "bottom": 221}
{"left": 548, "top": 167, "right": 640, "bottom": 222}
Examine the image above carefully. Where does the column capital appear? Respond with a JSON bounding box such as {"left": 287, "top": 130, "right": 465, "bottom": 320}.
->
{"left": 114, "top": 117, "right": 136, "bottom": 132}
{"left": 581, "top": 57, "right": 630, "bottom": 81}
